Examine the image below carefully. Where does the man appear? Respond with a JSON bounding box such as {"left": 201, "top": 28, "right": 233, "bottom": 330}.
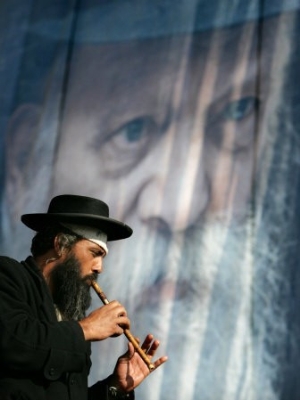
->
{"left": 0, "top": 194, "right": 167, "bottom": 399}
{"left": 50, "top": 10, "right": 298, "bottom": 400}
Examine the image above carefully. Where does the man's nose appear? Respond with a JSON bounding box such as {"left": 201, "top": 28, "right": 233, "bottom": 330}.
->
{"left": 92, "top": 259, "right": 103, "bottom": 274}
{"left": 136, "top": 133, "right": 210, "bottom": 233}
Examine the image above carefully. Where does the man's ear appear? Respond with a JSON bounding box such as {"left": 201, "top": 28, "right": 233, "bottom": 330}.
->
{"left": 54, "top": 234, "right": 63, "bottom": 257}
{"left": 4, "top": 103, "right": 42, "bottom": 226}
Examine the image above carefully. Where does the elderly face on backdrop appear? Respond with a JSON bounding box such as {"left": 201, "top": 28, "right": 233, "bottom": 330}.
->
{"left": 2, "top": 1, "right": 300, "bottom": 399}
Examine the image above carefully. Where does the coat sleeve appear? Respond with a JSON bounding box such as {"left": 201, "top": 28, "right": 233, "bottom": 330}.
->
{"left": 88, "top": 379, "right": 135, "bottom": 400}
{"left": 0, "top": 257, "right": 90, "bottom": 380}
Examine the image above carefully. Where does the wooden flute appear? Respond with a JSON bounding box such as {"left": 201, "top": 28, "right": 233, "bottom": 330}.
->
{"left": 90, "top": 280, "right": 155, "bottom": 371}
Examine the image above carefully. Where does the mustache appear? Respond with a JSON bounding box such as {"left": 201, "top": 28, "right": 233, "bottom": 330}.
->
{"left": 82, "top": 272, "right": 99, "bottom": 285}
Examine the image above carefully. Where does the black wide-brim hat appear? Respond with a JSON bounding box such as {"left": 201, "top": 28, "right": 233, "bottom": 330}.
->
{"left": 21, "top": 194, "right": 133, "bottom": 241}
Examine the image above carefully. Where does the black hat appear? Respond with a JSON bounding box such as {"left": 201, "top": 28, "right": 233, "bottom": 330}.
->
{"left": 21, "top": 194, "right": 133, "bottom": 241}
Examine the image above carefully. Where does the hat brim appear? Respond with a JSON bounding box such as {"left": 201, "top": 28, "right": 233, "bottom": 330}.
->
{"left": 21, "top": 213, "right": 133, "bottom": 241}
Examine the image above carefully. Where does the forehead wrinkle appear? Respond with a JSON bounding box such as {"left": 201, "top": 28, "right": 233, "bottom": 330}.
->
{"left": 65, "top": 40, "right": 180, "bottom": 129}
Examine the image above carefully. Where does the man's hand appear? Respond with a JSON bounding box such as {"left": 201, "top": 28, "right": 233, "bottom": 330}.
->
{"left": 107, "top": 333, "right": 168, "bottom": 393}
{"left": 78, "top": 301, "right": 130, "bottom": 341}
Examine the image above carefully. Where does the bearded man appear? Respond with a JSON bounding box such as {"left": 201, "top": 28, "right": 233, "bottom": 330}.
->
{"left": 0, "top": 194, "right": 167, "bottom": 400}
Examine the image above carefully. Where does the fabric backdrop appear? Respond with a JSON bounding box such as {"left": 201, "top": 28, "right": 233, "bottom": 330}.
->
{"left": 1, "top": 1, "right": 300, "bottom": 399}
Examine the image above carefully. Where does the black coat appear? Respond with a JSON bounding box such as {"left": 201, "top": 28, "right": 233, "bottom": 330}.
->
{"left": 0, "top": 256, "right": 130, "bottom": 400}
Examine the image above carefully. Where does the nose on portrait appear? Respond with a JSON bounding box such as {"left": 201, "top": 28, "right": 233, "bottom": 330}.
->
{"left": 136, "top": 157, "right": 210, "bottom": 233}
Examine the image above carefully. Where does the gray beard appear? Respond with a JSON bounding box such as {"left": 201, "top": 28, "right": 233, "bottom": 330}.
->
{"left": 50, "top": 254, "right": 96, "bottom": 321}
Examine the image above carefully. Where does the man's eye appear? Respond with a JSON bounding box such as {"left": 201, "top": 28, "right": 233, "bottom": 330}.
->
{"left": 122, "top": 118, "right": 147, "bottom": 142}
{"left": 206, "top": 96, "right": 260, "bottom": 154}
{"left": 223, "top": 97, "right": 259, "bottom": 121}
{"left": 92, "top": 250, "right": 105, "bottom": 258}
{"left": 94, "top": 116, "right": 159, "bottom": 178}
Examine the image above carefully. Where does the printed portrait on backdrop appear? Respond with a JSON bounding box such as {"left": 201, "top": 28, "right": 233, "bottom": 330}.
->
{"left": 1, "top": 1, "right": 300, "bottom": 399}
